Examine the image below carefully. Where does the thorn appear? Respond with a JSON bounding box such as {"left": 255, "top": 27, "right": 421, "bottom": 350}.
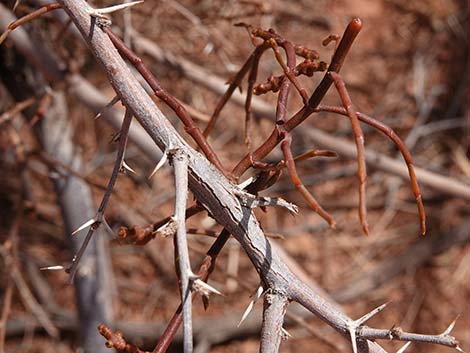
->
{"left": 281, "top": 327, "right": 292, "bottom": 340}
{"left": 455, "top": 345, "right": 465, "bottom": 353}
{"left": 442, "top": 316, "right": 459, "bottom": 335}
{"left": 39, "top": 265, "right": 65, "bottom": 271}
{"left": 237, "top": 176, "right": 255, "bottom": 189}
{"left": 356, "top": 302, "right": 389, "bottom": 325}
{"left": 348, "top": 322, "right": 358, "bottom": 353}
{"left": 238, "top": 285, "right": 264, "bottom": 327}
{"left": 94, "top": 95, "right": 120, "bottom": 119}
{"left": 396, "top": 342, "right": 411, "bottom": 353}
{"left": 13, "top": 0, "right": 21, "bottom": 12}
{"left": 149, "top": 151, "right": 168, "bottom": 179}
{"left": 192, "top": 279, "right": 223, "bottom": 297}
{"left": 102, "top": 216, "right": 115, "bottom": 236}
{"left": 71, "top": 218, "right": 98, "bottom": 236}
{"left": 87, "top": 0, "right": 144, "bottom": 23}
{"left": 121, "top": 160, "right": 136, "bottom": 174}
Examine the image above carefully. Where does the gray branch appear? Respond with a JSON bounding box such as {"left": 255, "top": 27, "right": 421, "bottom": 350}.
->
{"left": 260, "top": 292, "right": 289, "bottom": 353}
{"left": 172, "top": 149, "right": 193, "bottom": 353}
{"left": 54, "top": 1, "right": 387, "bottom": 351}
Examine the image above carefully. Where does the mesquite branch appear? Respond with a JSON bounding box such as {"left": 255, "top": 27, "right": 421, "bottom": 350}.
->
{"left": 2, "top": 1, "right": 461, "bottom": 352}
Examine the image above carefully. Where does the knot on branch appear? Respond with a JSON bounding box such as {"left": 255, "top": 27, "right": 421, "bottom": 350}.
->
{"left": 117, "top": 219, "right": 177, "bottom": 245}
{"left": 117, "top": 225, "right": 155, "bottom": 245}
{"left": 98, "top": 324, "right": 147, "bottom": 353}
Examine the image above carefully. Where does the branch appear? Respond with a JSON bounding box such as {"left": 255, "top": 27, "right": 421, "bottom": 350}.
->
{"left": 171, "top": 149, "right": 193, "bottom": 353}
{"left": 40, "top": 2, "right": 464, "bottom": 352}
{"left": 128, "top": 26, "right": 470, "bottom": 200}
{"left": 260, "top": 292, "right": 289, "bottom": 353}
{"left": 55, "top": 1, "right": 382, "bottom": 351}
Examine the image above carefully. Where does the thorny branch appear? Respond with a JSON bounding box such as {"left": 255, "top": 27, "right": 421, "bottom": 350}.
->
{"left": 171, "top": 149, "right": 193, "bottom": 353}
{"left": 68, "top": 109, "right": 133, "bottom": 282}
{"left": 0, "top": 1, "right": 463, "bottom": 353}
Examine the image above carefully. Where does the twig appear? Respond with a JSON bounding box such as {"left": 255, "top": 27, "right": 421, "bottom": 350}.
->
{"left": 98, "top": 324, "right": 149, "bottom": 353}
{"left": 0, "top": 2, "right": 60, "bottom": 44}
{"left": 329, "top": 72, "right": 369, "bottom": 235}
{"left": 103, "top": 27, "right": 228, "bottom": 177}
{"left": 0, "top": 97, "right": 36, "bottom": 126}
{"left": 281, "top": 136, "right": 335, "bottom": 226}
{"left": 315, "top": 105, "right": 426, "bottom": 235}
{"left": 171, "top": 149, "right": 193, "bottom": 353}
{"left": 68, "top": 108, "right": 132, "bottom": 282}
{"left": 126, "top": 27, "right": 470, "bottom": 200}
{"left": 231, "top": 18, "right": 363, "bottom": 177}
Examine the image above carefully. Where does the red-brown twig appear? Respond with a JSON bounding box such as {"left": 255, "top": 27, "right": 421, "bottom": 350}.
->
{"left": 117, "top": 204, "right": 203, "bottom": 245}
{"left": 29, "top": 92, "right": 52, "bottom": 126}
{"left": 0, "top": 2, "right": 61, "bottom": 44}
{"left": 103, "top": 28, "right": 229, "bottom": 178}
{"left": 231, "top": 18, "right": 363, "bottom": 177}
{"left": 329, "top": 71, "right": 368, "bottom": 235}
{"left": 0, "top": 97, "right": 36, "bottom": 126}
{"left": 203, "top": 49, "right": 254, "bottom": 138}
{"left": 98, "top": 324, "right": 149, "bottom": 353}
{"left": 243, "top": 42, "right": 270, "bottom": 148}
{"left": 152, "top": 229, "right": 231, "bottom": 353}
{"left": 281, "top": 136, "right": 336, "bottom": 227}
{"left": 315, "top": 105, "right": 426, "bottom": 235}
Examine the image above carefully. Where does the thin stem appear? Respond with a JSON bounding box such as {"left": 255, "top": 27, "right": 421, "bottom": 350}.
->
{"left": 172, "top": 149, "right": 193, "bottom": 353}
{"left": 0, "top": 2, "right": 61, "bottom": 45}
{"left": 359, "top": 326, "right": 460, "bottom": 349}
{"left": 281, "top": 136, "right": 335, "bottom": 227}
{"left": 104, "top": 28, "right": 228, "bottom": 177}
{"left": 244, "top": 43, "right": 270, "bottom": 148}
{"left": 231, "top": 18, "right": 363, "bottom": 177}
{"left": 316, "top": 105, "right": 426, "bottom": 235}
{"left": 203, "top": 48, "right": 255, "bottom": 138}
{"left": 329, "top": 72, "right": 368, "bottom": 235}
{"left": 68, "top": 109, "right": 132, "bottom": 282}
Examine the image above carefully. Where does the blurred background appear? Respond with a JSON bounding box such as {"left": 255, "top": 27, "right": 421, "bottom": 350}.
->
{"left": 0, "top": 0, "right": 469, "bottom": 352}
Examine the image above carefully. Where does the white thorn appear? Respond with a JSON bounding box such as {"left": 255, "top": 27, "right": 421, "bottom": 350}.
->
{"left": 396, "top": 342, "right": 411, "bottom": 353}
{"left": 275, "top": 197, "right": 299, "bottom": 214}
{"left": 90, "top": 0, "right": 144, "bottom": 15}
{"left": 281, "top": 327, "right": 292, "bottom": 339}
{"left": 149, "top": 151, "right": 168, "bottom": 179}
{"left": 121, "top": 160, "right": 136, "bottom": 174}
{"left": 102, "top": 216, "right": 115, "bottom": 236}
{"left": 455, "top": 345, "right": 465, "bottom": 353}
{"left": 39, "top": 265, "right": 65, "bottom": 271}
{"left": 442, "top": 316, "right": 459, "bottom": 335}
{"left": 237, "top": 176, "right": 254, "bottom": 189}
{"left": 71, "top": 218, "right": 97, "bottom": 236}
{"left": 356, "top": 302, "right": 389, "bottom": 325}
{"left": 192, "top": 279, "right": 223, "bottom": 296}
{"left": 348, "top": 323, "right": 358, "bottom": 353}
{"left": 238, "top": 285, "right": 264, "bottom": 327}
{"left": 13, "top": 0, "right": 21, "bottom": 12}
{"left": 94, "top": 95, "right": 120, "bottom": 119}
